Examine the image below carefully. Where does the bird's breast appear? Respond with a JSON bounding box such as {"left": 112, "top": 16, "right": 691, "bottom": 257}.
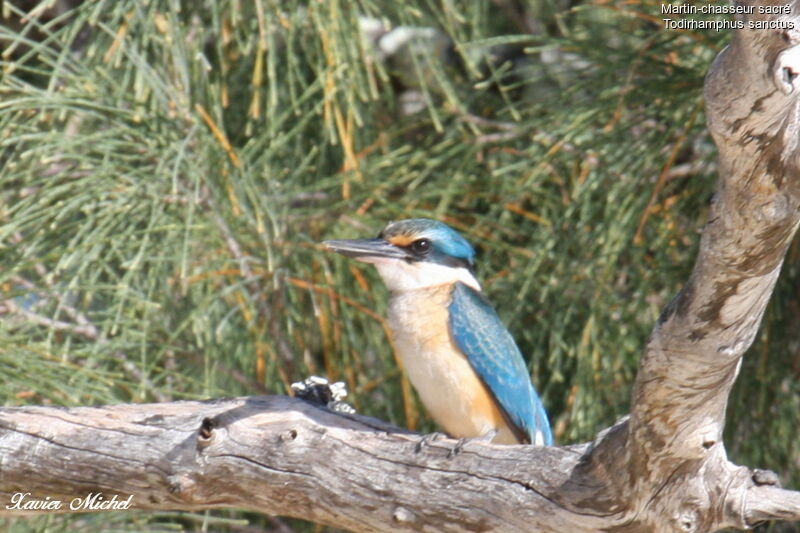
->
{"left": 387, "top": 285, "right": 518, "bottom": 443}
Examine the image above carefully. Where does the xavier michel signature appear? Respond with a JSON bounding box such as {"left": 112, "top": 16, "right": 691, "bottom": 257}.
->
{"left": 5, "top": 492, "right": 133, "bottom": 511}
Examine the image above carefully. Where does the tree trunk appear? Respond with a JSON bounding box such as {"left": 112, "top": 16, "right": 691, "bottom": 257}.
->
{"left": 3, "top": 2, "right": 800, "bottom": 532}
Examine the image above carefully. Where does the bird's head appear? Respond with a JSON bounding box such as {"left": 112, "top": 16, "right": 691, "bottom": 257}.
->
{"left": 324, "top": 218, "right": 481, "bottom": 292}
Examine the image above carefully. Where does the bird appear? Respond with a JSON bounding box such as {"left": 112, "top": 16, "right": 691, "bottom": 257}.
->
{"left": 324, "top": 218, "right": 552, "bottom": 445}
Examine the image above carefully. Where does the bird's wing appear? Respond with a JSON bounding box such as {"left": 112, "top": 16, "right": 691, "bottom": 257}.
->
{"left": 448, "top": 282, "right": 552, "bottom": 445}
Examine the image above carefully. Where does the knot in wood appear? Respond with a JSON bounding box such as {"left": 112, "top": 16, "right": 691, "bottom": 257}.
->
{"left": 676, "top": 512, "right": 697, "bottom": 532}
{"left": 199, "top": 417, "right": 214, "bottom": 439}
{"left": 278, "top": 428, "right": 298, "bottom": 443}
{"left": 773, "top": 44, "right": 800, "bottom": 94}
{"left": 197, "top": 417, "right": 216, "bottom": 448}
{"left": 393, "top": 506, "right": 415, "bottom": 524}
{"left": 168, "top": 473, "right": 197, "bottom": 498}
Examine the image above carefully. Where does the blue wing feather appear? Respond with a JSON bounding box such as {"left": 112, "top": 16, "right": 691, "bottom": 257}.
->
{"left": 448, "top": 282, "right": 553, "bottom": 445}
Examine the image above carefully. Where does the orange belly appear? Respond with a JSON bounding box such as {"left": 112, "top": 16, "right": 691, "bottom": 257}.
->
{"left": 387, "top": 285, "right": 522, "bottom": 444}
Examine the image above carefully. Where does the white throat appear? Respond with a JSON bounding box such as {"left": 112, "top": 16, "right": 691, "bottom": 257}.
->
{"left": 365, "top": 258, "right": 481, "bottom": 292}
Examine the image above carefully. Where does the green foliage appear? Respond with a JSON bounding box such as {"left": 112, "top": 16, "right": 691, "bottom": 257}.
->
{"left": 0, "top": 0, "right": 796, "bottom": 531}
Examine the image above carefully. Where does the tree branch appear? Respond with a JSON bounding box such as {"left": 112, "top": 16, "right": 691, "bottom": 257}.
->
{"left": 745, "top": 486, "right": 800, "bottom": 525}
{"left": 629, "top": 0, "right": 800, "bottom": 476}
{"left": 0, "top": 396, "right": 796, "bottom": 532}
{"left": 0, "top": 397, "right": 607, "bottom": 532}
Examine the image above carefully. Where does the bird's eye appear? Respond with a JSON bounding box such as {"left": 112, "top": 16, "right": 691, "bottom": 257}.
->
{"left": 410, "top": 239, "right": 431, "bottom": 255}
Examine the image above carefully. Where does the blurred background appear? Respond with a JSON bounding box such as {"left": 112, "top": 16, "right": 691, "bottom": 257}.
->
{"left": 1, "top": 0, "right": 798, "bottom": 531}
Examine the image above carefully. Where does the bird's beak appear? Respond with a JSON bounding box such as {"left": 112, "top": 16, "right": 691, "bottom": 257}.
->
{"left": 323, "top": 238, "right": 409, "bottom": 263}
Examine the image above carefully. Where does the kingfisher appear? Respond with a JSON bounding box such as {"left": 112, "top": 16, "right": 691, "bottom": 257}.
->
{"left": 324, "top": 218, "right": 552, "bottom": 445}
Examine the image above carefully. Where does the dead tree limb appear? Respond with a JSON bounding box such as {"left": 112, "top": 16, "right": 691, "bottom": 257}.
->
{"left": 0, "top": 395, "right": 793, "bottom": 532}
{"left": 0, "top": 397, "right": 596, "bottom": 531}
{"left": 3, "top": 1, "right": 800, "bottom": 532}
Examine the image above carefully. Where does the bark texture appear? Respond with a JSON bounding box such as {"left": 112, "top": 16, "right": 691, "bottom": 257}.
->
{"left": 3, "top": 1, "right": 800, "bottom": 532}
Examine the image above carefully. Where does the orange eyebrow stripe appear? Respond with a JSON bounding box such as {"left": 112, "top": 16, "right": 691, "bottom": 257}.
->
{"left": 388, "top": 235, "right": 415, "bottom": 247}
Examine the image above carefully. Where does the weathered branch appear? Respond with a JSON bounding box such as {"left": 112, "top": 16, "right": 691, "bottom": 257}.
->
{"left": 3, "top": 2, "right": 800, "bottom": 532}
{"left": 0, "top": 396, "right": 597, "bottom": 531}
{"left": 0, "top": 397, "right": 795, "bottom": 532}
{"left": 745, "top": 486, "right": 800, "bottom": 523}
